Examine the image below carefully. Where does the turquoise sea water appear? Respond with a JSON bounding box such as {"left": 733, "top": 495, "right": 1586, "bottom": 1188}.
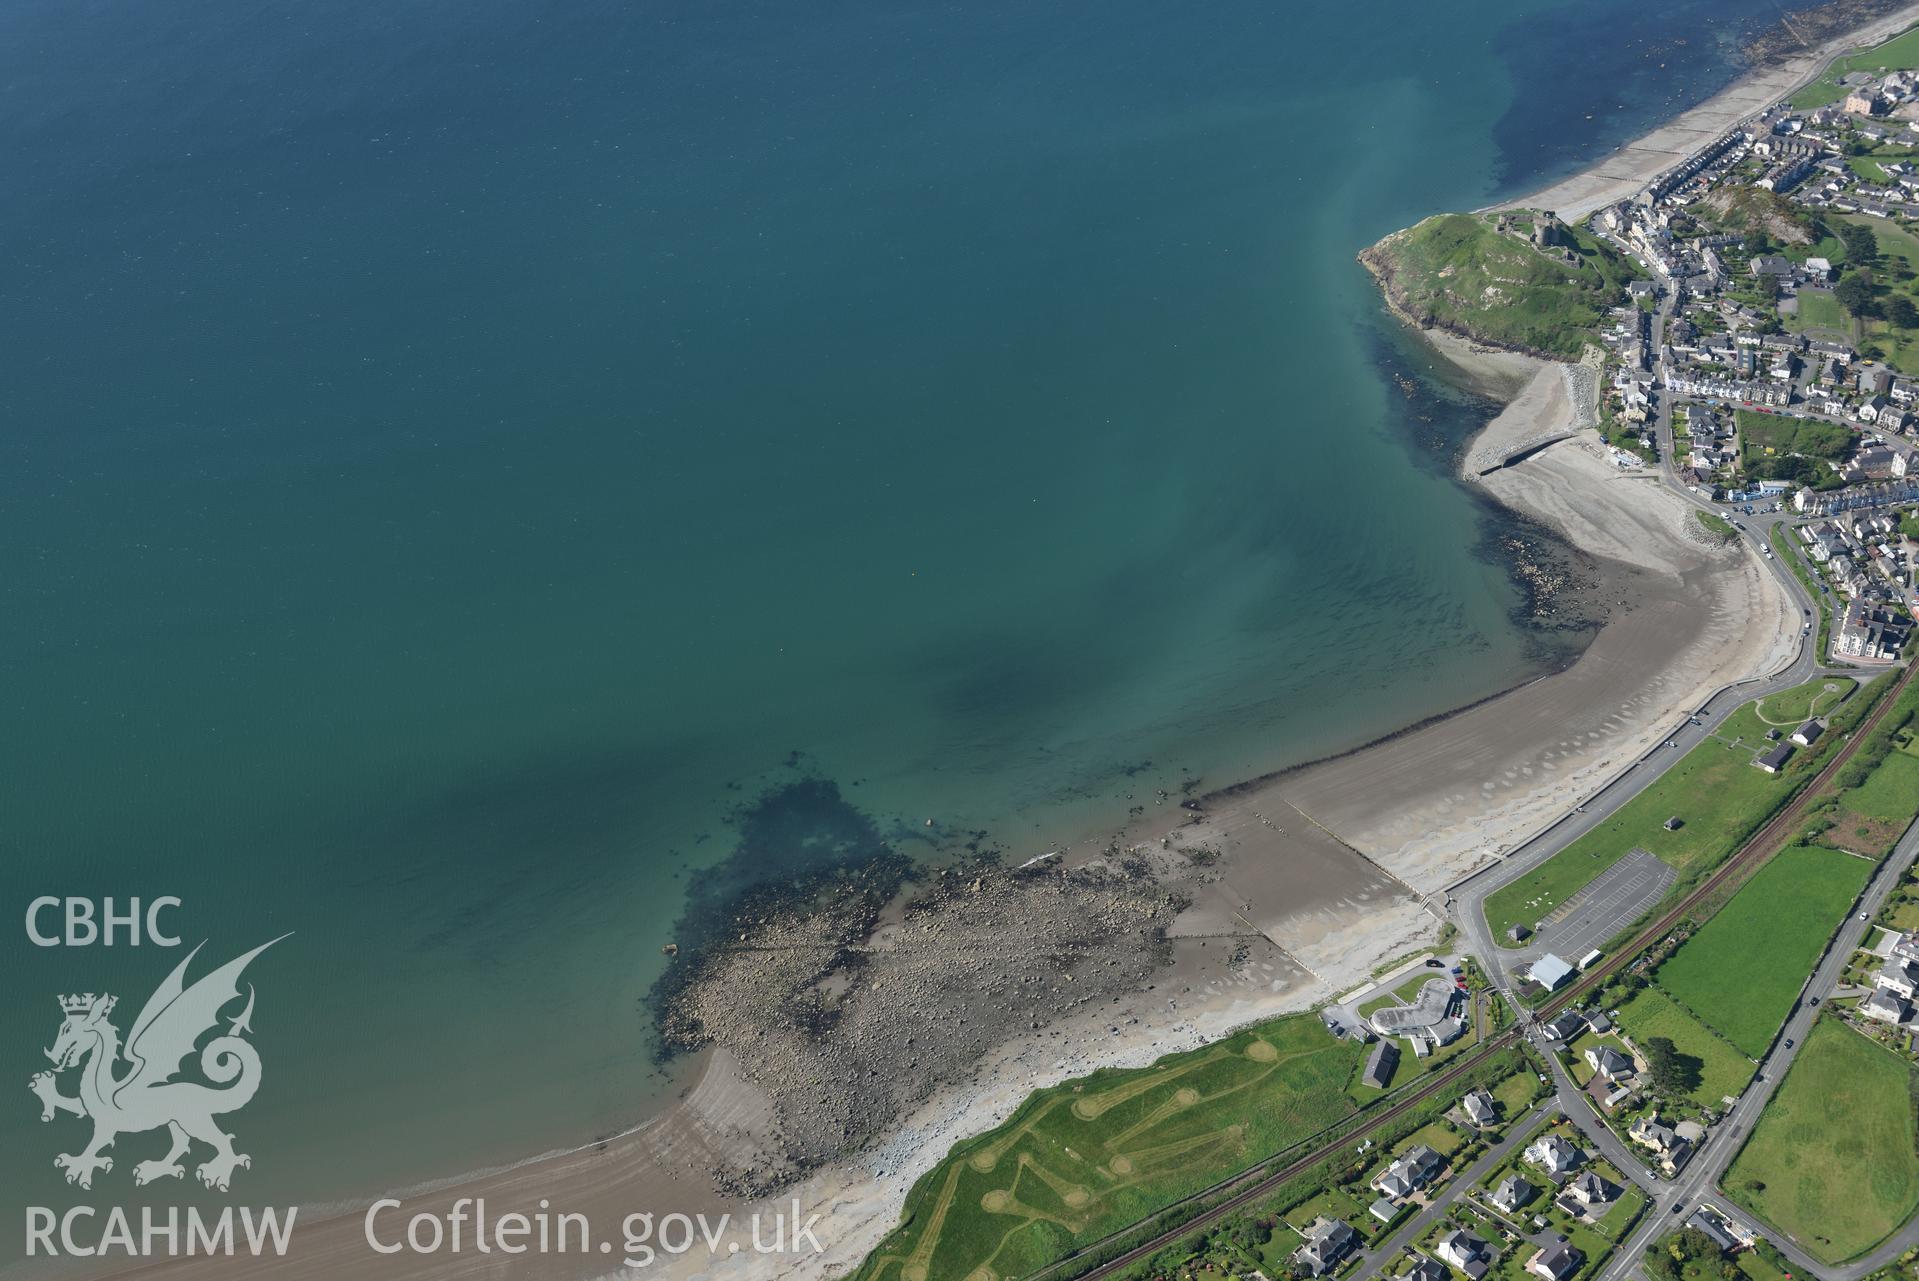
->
{"left": 0, "top": 0, "right": 1779, "bottom": 1239}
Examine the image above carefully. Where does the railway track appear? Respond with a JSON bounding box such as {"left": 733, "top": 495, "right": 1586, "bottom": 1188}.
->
{"left": 1540, "top": 661, "right": 1914, "bottom": 1021}
{"left": 1056, "top": 663, "right": 1913, "bottom": 1281}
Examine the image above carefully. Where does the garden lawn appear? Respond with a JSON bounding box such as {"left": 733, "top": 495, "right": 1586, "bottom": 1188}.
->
{"left": 1658, "top": 845, "right": 1870, "bottom": 1057}
{"left": 1485, "top": 678, "right": 1843, "bottom": 941}
{"left": 1613, "top": 985, "right": 1753, "bottom": 1106}
{"left": 1726, "top": 1019, "right": 1919, "bottom": 1263}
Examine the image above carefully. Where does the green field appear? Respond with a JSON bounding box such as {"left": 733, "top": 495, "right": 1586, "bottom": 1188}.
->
{"left": 1787, "top": 288, "right": 1852, "bottom": 335}
{"left": 1613, "top": 985, "right": 1753, "bottom": 1106}
{"left": 1727, "top": 1019, "right": 1919, "bottom": 1262}
{"left": 1656, "top": 845, "right": 1871, "bottom": 1057}
{"left": 1485, "top": 678, "right": 1849, "bottom": 943}
{"left": 1735, "top": 410, "right": 1852, "bottom": 475}
{"left": 1364, "top": 212, "right": 1636, "bottom": 358}
{"left": 854, "top": 1014, "right": 1363, "bottom": 1281}
{"left": 1791, "top": 25, "right": 1919, "bottom": 107}
{"left": 1754, "top": 677, "right": 1853, "bottom": 727}
{"left": 1840, "top": 751, "right": 1919, "bottom": 826}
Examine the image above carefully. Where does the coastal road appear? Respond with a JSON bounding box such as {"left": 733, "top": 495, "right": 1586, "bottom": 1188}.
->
{"left": 1446, "top": 632, "right": 1820, "bottom": 996}
{"left": 1448, "top": 399, "right": 1828, "bottom": 994}
{"left": 1589, "top": 812, "right": 1919, "bottom": 1281}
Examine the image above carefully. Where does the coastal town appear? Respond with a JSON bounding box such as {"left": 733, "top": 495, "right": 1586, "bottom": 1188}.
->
{"left": 840, "top": 14, "right": 1919, "bottom": 1281}
{"left": 1586, "top": 60, "right": 1919, "bottom": 662}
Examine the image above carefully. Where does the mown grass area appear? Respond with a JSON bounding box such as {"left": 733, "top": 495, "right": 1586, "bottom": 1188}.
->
{"left": 852, "top": 1014, "right": 1363, "bottom": 1281}
{"left": 1787, "top": 287, "right": 1852, "bottom": 335}
{"left": 1614, "top": 984, "right": 1754, "bottom": 1107}
{"left": 1693, "top": 510, "right": 1737, "bottom": 542}
{"left": 1366, "top": 211, "right": 1636, "bottom": 358}
{"left": 1359, "top": 972, "right": 1438, "bottom": 1019}
{"left": 1485, "top": 677, "right": 1856, "bottom": 943}
{"left": 1754, "top": 677, "right": 1854, "bottom": 727}
{"left": 1726, "top": 1018, "right": 1919, "bottom": 1263}
{"left": 1656, "top": 845, "right": 1871, "bottom": 1057}
{"left": 1790, "top": 24, "right": 1919, "bottom": 108}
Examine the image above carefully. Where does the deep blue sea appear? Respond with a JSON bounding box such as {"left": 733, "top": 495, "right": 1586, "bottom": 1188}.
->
{"left": 0, "top": 0, "right": 1783, "bottom": 1239}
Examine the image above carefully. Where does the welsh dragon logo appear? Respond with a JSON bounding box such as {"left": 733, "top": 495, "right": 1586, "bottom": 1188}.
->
{"left": 29, "top": 937, "right": 286, "bottom": 1192}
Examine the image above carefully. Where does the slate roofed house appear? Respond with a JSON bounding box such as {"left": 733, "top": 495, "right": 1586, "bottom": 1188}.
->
{"left": 1436, "top": 1229, "right": 1491, "bottom": 1280}
{"left": 1491, "top": 1174, "right": 1537, "bottom": 1215}
{"left": 1295, "top": 1217, "right": 1361, "bottom": 1277}
{"left": 1584, "top": 1045, "right": 1635, "bottom": 1082}
{"left": 1543, "top": 1011, "right": 1585, "bottom": 1042}
{"left": 1750, "top": 254, "right": 1795, "bottom": 280}
{"left": 1462, "top": 1089, "right": 1498, "bottom": 1128}
{"left": 1688, "top": 1213, "right": 1739, "bottom": 1253}
{"left": 1525, "top": 1134, "right": 1584, "bottom": 1176}
{"left": 1363, "top": 1039, "right": 1400, "bottom": 1090}
{"left": 1403, "top": 1257, "right": 1450, "bottom": 1281}
{"left": 1584, "top": 1008, "right": 1614, "bottom": 1035}
{"left": 1529, "top": 954, "right": 1575, "bottom": 991}
{"left": 1563, "top": 1170, "right": 1617, "bottom": 1209}
{"left": 1629, "top": 1116, "right": 1680, "bottom": 1153}
{"left": 1790, "top": 720, "right": 1825, "bottom": 746}
{"left": 1374, "top": 1144, "right": 1444, "bottom": 1198}
{"left": 1863, "top": 986, "right": 1911, "bottom": 1024}
{"left": 1755, "top": 743, "right": 1794, "bottom": 774}
{"left": 1878, "top": 958, "right": 1919, "bottom": 1000}
{"left": 1527, "top": 1241, "right": 1584, "bottom": 1281}
{"left": 1402, "top": 1144, "right": 1445, "bottom": 1185}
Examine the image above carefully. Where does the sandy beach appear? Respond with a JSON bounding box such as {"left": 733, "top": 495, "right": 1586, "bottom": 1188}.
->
{"left": 1510, "top": 0, "right": 1919, "bottom": 221}
{"left": 73, "top": 11, "right": 1878, "bottom": 1280}
{"left": 87, "top": 365, "right": 1796, "bottom": 1281}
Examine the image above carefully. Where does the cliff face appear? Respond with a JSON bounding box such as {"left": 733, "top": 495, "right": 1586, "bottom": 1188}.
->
{"left": 1360, "top": 211, "right": 1637, "bottom": 360}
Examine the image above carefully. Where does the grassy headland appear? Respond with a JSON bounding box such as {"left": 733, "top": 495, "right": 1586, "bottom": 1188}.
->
{"left": 1359, "top": 210, "right": 1636, "bottom": 358}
